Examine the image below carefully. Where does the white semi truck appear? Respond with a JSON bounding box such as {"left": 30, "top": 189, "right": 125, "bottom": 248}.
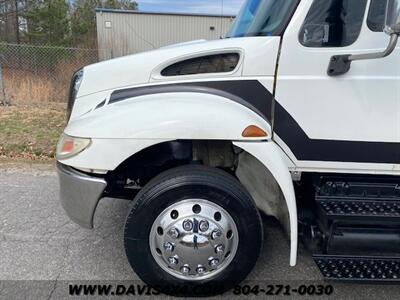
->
{"left": 57, "top": 0, "right": 400, "bottom": 295}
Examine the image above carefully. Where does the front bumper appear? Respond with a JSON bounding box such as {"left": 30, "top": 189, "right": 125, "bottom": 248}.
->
{"left": 57, "top": 162, "right": 107, "bottom": 229}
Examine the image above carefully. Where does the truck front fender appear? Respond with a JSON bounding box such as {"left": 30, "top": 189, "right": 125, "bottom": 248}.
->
{"left": 234, "top": 141, "right": 298, "bottom": 266}
{"left": 65, "top": 92, "right": 271, "bottom": 141}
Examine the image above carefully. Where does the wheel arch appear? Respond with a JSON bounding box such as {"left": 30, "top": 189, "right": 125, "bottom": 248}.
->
{"left": 108, "top": 139, "right": 297, "bottom": 266}
{"left": 234, "top": 141, "right": 297, "bottom": 266}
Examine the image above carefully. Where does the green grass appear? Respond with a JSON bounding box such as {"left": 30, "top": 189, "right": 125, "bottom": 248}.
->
{"left": 0, "top": 104, "right": 66, "bottom": 160}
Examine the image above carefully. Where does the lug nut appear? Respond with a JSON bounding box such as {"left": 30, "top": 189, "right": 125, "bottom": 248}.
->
{"left": 209, "top": 258, "right": 219, "bottom": 268}
{"left": 196, "top": 266, "right": 206, "bottom": 274}
{"left": 168, "top": 256, "right": 178, "bottom": 265}
{"left": 168, "top": 227, "right": 180, "bottom": 239}
{"left": 199, "top": 220, "right": 209, "bottom": 232}
{"left": 211, "top": 230, "right": 222, "bottom": 240}
{"left": 163, "top": 242, "right": 174, "bottom": 253}
{"left": 215, "top": 244, "right": 225, "bottom": 254}
{"left": 183, "top": 219, "right": 193, "bottom": 231}
{"left": 181, "top": 265, "right": 190, "bottom": 274}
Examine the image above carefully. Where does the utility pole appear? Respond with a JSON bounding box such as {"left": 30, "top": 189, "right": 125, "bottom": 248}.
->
{"left": 0, "top": 64, "right": 7, "bottom": 105}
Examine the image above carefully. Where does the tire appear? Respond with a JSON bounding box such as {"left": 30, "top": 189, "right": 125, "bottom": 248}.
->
{"left": 124, "top": 165, "right": 263, "bottom": 296}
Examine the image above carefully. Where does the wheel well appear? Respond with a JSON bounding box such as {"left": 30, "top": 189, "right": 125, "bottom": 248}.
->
{"left": 104, "top": 140, "right": 290, "bottom": 240}
{"left": 104, "top": 140, "right": 238, "bottom": 197}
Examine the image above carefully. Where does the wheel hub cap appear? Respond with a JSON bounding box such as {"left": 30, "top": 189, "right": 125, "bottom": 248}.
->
{"left": 150, "top": 199, "right": 239, "bottom": 281}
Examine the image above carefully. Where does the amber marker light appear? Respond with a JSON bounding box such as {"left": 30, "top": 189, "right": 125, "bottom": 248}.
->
{"left": 61, "top": 140, "right": 74, "bottom": 153}
{"left": 242, "top": 125, "right": 268, "bottom": 138}
{"left": 56, "top": 134, "right": 92, "bottom": 160}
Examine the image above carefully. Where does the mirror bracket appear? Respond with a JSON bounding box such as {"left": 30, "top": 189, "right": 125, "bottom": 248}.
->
{"left": 327, "top": 55, "right": 351, "bottom": 76}
{"left": 327, "top": 34, "right": 399, "bottom": 76}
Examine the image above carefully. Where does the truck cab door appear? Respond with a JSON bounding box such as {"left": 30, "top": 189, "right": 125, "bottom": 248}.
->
{"left": 275, "top": 0, "right": 400, "bottom": 173}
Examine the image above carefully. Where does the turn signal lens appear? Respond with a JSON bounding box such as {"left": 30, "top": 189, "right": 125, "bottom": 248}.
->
{"left": 242, "top": 125, "right": 268, "bottom": 138}
{"left": 56, "top": 134, "right": 91, "bottom": 160}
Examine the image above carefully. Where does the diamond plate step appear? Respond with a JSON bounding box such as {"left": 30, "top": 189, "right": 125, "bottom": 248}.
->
{"left": 314, "top": 256, "right": 400, "bottom": 282}
{"left": 317, "top": 198, "right": 400, "bottom": 220}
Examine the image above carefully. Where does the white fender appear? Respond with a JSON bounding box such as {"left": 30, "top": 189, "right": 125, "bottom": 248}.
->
{"left": 233, "top": 141, "right": 298, "bottom": 266}
{"left": 66, "top": 92, "right": 271, "bottom": 140}
{"left": 62, "top": 92, "right": 271, "bottom": 170}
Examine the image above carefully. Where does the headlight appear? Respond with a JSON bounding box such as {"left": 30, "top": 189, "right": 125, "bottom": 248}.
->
{"left": 56, "top": 134, "right": 91, "bottom": 160}
{"left": 67, "top": 69, "right": 84, "bottom": 121}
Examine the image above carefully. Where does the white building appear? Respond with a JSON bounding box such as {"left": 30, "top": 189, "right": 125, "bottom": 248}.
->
{"left": 96, "top": 9, "right": 235, "bottom": 59}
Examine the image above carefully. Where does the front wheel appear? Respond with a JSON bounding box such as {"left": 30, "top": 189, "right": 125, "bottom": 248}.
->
{"left": 124, "top": 165, "right": 263, "bottom": 296}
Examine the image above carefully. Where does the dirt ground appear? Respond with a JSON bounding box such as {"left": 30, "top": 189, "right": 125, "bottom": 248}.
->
{"left": 0, "top": 104, "right": 66, "bottom": 161}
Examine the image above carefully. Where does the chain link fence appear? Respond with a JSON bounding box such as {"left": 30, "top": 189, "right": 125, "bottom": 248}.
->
{"left": 0, "top": 43, "right": 112, "bottom": 105}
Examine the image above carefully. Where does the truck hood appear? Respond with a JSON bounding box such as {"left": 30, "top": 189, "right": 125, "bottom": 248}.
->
{"left": 77, "top": 36, "right": 281, "bottom": 98}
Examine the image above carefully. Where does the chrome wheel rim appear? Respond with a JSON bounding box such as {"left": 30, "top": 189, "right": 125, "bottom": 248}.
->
{"left": 149, "top": 199, "right": 239, "bottom": 281}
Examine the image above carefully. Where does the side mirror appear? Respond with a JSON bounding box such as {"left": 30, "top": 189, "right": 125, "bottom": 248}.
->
{"left": 328, "top": 0, "right": 400, "bottom": 76}
{"left": 385, "top": 0, "right": 400, "bottom": 34}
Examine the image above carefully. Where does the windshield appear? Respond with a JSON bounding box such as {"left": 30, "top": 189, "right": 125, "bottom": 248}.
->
{"left": 227, "top": 0, "right": 299, "bottom": 37}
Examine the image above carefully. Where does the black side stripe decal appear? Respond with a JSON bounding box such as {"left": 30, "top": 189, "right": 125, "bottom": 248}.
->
{"left": 95, "top": 99, "right": 106, "bottom": 110}
{"left": 274, "top": 104, "right": 400, "bottom": 164}
{"left": 109, "top": 80, "right": 400, "bottom": 164}
{"left": 109, "top": 80, "right": 273, "bottom": 122}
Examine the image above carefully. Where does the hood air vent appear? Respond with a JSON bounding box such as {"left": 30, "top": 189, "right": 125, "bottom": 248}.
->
{"left": 161, "top": 53, "right": 240, "bottom": 77}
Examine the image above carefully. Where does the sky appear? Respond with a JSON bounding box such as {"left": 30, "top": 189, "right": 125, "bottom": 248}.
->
{"left": 136, "top": 0, "right": 245, "bottom": 16}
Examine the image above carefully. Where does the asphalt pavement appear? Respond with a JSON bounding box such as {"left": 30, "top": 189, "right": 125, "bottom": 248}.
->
{"left": 0, "top": 164, "right": 399, "bottom": 299}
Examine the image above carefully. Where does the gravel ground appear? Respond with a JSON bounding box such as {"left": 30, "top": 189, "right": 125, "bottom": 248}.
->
{"left": 0, "top": 164, "right": 399, "bottom": 299}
